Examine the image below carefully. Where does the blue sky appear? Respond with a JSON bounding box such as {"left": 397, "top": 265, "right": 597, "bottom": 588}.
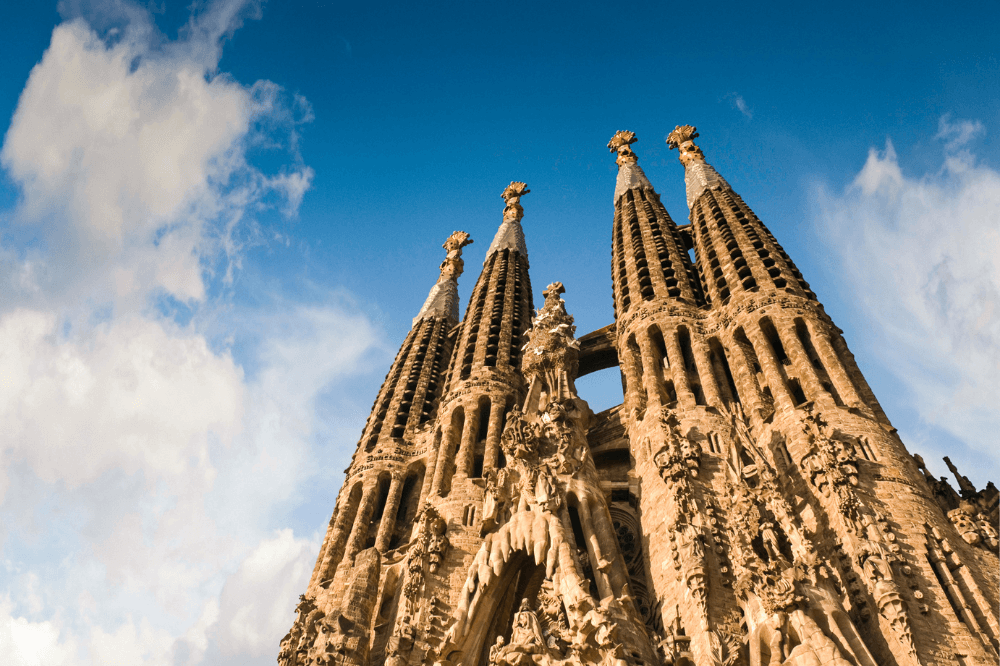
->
{"left": 0, "top": 1, "right": 997, "bottom": 663}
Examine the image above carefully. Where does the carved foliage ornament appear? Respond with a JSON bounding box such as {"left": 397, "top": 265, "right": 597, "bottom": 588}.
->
{"left": 521, "top": 282, "right": 580, "bottom": 386}
{"left": 439, "top": 230, "right": 473, "bottom": 282}
{"left": 651, "top": 409, "right": 701, "bottom": 484}
{"left": 501, "top": 181, "right": 530, "bottom": 223}
{"left": 665, "top": 124, "right": 705, "bottom": 166}
{"left": 607, "top": 130, "right": 638, "bottom": 166}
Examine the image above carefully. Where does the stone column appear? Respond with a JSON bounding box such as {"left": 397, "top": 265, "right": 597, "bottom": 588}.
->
{"left": 664, "top": 327, "right": 697, "bottom": 409}
{"left": 620, "top": 338, "right": 646, "bottom": 410}
{"left": 374, "top": 472, "right": 405, "bottom": 552}
{"left": 313, "top": 487, "right": 363, "bottom": 588}
{"left": 636, "top": 334, "right": 663, "bottom": 411}
{"left": 431, "top": 414, "right": 459, "bottom": 494}
{"left": 343, "top": 482, "right": 379, "bottom": 562}
{"left": 418, "top": 435, "right": 440, "bottom": 506}
{"left": 483, "top": 402, "right": 506, "bottom": 473}
{"left": 690, "top": 335, "right": 722, "bottom": 408}
{"left": 808, "top": 324, "right": 863, "bottom": 407}
{"left": 455, "top": 402, "right": 480, "bottom": 479}
{"left": 829, "top": 334, "right": 890, "bottom": 423}
{"left": 745, "top": 324, "right": 795, "bottom": 412}
{"left": 776, "top": 319, "right": 829, "bottom": 408}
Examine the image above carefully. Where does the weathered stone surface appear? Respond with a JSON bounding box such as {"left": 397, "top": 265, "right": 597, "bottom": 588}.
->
{"left": 280, "top": 131, "right": 999, "bottom": 666}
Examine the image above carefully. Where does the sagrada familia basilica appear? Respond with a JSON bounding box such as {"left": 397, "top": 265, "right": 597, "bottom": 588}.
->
{"left": 278, "top": 127, "right": 999, "bottom": 666}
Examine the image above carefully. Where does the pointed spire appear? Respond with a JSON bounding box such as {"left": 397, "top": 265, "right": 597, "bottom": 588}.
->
{"left": 666, "top": 124, "right": 730, "bottom": 209}
{"left": 485, "top": 181, "right": 530, "bottom": 261}
{"left": 413, "top": 230, "right": 474, "bottom": 326}
{"left": 608, "top": 130, "right": 653, "bottom": 203}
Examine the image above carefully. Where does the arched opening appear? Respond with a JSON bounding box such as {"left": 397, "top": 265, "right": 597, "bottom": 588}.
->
{"left": 472, "top": 398, "right": 491, "bottom": 479}
{"left": 440, "top": 407, "right": 465, "bottom": 496}
{"left": 364, "top": 474, "right": 392, "bottom": 549}
{"left": 574, "top": 365, "right": 625, "bottom": 414}
{"left": 389, "top": 464, "right": 425, "bottom": 550}
{"left": 677, "top": 326, "right": 706, "bottom": 406}
{"left": 468, "top": 554, "right": 548, "bottom": 666}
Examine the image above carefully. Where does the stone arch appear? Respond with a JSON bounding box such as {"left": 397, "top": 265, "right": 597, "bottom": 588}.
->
{"left": 446, "top": 510, "right": 593, "bottom": 666}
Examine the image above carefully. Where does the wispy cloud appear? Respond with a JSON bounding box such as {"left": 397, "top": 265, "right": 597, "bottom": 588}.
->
{"left": 813, "top": 116, "right": 1000, "bottom": 485}
{"left": 724, "top": 92, "right": 753, "bottom": 119}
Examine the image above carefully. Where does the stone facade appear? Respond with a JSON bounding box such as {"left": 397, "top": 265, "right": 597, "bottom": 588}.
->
{"left": 278, "top": 129, "right": 999, "bottom": 666}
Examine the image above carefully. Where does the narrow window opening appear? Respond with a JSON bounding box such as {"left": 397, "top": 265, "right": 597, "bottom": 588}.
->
{"left": 759, "top": 317, "right": 788, "bottom": 363}
{"left": 477, "top": 400, "right": 491, "bottom": 443}
{"left": 365, "top": 475, "right": 392, "bottom": 549}
{"left": 389, "top": 469, "right": 423, "bottom": 550}
{"left": 788, "top": 379, "right": 808, "bottom": 406}
{"left": 709, "top": 337, "right": 741, "bottom": 405}
{"left": 664, "top": 380, "right": 678, "bottom": 404}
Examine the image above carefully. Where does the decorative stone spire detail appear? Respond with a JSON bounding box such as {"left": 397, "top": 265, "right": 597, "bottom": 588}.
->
{"left": 666, "top": 124, "right": 730, "bottom": 209}
{"left": 608, "top": 130, "right": 653, "bottom": 203}
{"left": 520, "top": 282, "right": 581, "bottom": 405}
{"left": 485, "top": 181, "right": 530, "bottom": 260}
{"left": 413, "top": 230, "right": 473, "bottom": 326}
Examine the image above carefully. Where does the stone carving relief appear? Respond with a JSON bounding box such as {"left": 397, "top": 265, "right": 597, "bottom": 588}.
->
{"left": 607, "top": 130, "right": 638, "bottom": 166}
{"left": 651, "top": 410, "right": 702, "bottom": 484}
{"left": 440, "top": 231, "right": 473, "bottom": 281}
{"left": 665, "top": 125, "right": 705, "bottom": 166}
{"left": 794, "top": 408, "right": 929, "bottom": 664}
{"left": 441, "top": 284, "right": 656, "bottom": 666}
{"left": 798, "top": 408, "right": 863, "bottom": 531}
{"left": 719, "top": 413, "right": 879, "bottom": 666}
{"left": 948, "top": 502, "right": 999, "bottom": 550}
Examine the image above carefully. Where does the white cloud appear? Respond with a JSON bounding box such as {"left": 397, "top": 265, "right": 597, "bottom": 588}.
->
{"left": 212, "top": 529, "right": 319, "bottom": 659}
{"left": 814, "top": 117, "right": 1000, "bottom": 481}
{"left": 724, "top": 92, "right": 753, "bottom": 119}
{"left": 0, "top": 2, "right": 381, "bottom": 665}
{"left": 0, "top": 9, "right": 312, "bottom": 311}
{"left": 0, "top": 309, "right": 243, "bottom": 492}
{"left": 0, "top": 595, "right": 77, "bottom": 666}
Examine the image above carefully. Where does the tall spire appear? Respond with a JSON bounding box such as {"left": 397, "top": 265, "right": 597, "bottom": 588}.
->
{"left": 357, "top": 231, "right": 474, "bottom": 452}
{"left": 667, "top": 124, "right": 815, "bottom": 303}
{"left": 608, "top": 130, "right": 654, "bottom": 203}
{"left": 607, "top": 130, "right": 705, "bottom": 315}
{"left": 485, "top": 181, "right": 530, "bottom": 260}
{"left": 666, "top": 124, "right": 731, "bottom": 209}
{"left": 413, "top": 230, "right": 474, "bottom": 326}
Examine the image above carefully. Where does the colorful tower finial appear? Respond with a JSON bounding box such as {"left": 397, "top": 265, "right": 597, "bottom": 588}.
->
{"left": 666, "top": 124, "right": 706, "bottom": 166}
{"left": 486, "top": 181, "right": 531, "bottom": 260}
{"left": 501, "top": 181, "right": 530, "bottom": 224}
{"left": 414, "top": 230, "right": 473, "bottom": 325}
{"left": 608, "top": 130, "right": 639, "bottom": 166}
{"left": 439, "top": 230, "right": 474, "bottom": 282}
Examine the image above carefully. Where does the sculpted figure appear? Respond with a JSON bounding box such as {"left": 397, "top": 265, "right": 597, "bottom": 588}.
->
{"left": 489, "top": 636, "right": 506, "bottom": 666}
{"left": 385, "top": 616, "right": 415, "bottom": 666}
{"left": 427, "top": 517, "right": 450, "bottom": 573}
